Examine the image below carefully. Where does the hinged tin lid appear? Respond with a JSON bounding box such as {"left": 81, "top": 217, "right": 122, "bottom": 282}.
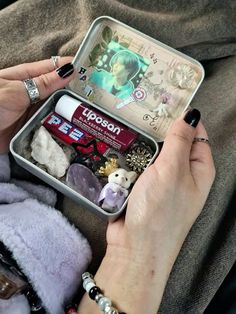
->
{"left": 69, "top": 16, "right": 204, "bottom": 141}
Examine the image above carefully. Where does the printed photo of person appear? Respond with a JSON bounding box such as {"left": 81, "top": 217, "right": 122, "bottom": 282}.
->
{"left": 89, "top": 41, "right": 150, "bottom": 100}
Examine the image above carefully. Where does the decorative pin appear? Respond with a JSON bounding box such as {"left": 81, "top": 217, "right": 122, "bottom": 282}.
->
{"left": 168, "top": 63, "right": 195, "bottom": 89}
{"left": 125, "top": 142, "right": 154, "bottom": 173}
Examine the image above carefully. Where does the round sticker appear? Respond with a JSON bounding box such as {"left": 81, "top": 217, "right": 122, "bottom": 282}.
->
{"left": 132, "top": 87, "right": 147, "bottom": 101}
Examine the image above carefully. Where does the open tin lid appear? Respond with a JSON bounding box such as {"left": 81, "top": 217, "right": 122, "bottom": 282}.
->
{"left": 69, "top": 16, "right": 204, "bottom": 142}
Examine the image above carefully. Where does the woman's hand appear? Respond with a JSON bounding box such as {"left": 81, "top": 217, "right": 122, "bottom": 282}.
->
{"left": 0, "top": 57, "right": 75, "bottom": 153}
{"left": 107, "top": 112, "right": 215, "bottom": 263}
{"left": 79, "top": 111, "right": 215, "bottom": 314}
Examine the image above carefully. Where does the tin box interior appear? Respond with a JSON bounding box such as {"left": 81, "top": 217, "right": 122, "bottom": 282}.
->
{"left": 10, "top": 16, "right": 204, "bottom": 220}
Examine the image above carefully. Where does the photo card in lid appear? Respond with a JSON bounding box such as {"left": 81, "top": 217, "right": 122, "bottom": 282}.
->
{"left": 70, "top": 16, "right": 204, "bottom": 141}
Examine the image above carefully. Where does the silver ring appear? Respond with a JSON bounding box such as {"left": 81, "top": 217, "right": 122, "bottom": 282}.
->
{"left": 51, "top": 56, "right": 60, "bottom": 70}
{"left": 193, "top": 137, "right": 210, "bottom": 144}
{"left": 23, "top": 79, "right": 40, "bottom": 104}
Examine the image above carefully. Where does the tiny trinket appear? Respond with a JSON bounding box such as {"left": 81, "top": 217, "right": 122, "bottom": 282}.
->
{"left": 97, "top": 157, "right": 119, "bottom": 177}
{"left": 125, "top": 142, "right": 154, "bottom": 173}
{"left": 66, "top": 164, "right": 102, "bottom": 204}
{"left": 72, "top": 139, "right": 109, "bottom": 172}
{"left": 98, "top": 168, "right": 137, "bottom": 212}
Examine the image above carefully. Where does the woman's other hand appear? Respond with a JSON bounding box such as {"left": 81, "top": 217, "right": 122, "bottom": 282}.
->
{"left": 0, "top": 57, "right": 75, "bottom": 153}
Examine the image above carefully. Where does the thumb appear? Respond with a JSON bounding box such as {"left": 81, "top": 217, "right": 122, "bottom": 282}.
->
{"left": 157, "top": 109, "right": 201, "bottom": 168}
{"left": 33, "top": 62, "right": 76, "bottom": 100}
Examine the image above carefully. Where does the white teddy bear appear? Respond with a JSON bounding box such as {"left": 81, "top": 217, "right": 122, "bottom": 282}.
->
{"left": 98, "top": 168, "right": 137, "bottom": 212}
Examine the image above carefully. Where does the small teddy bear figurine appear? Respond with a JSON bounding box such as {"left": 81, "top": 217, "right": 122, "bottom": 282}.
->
{"left": 98, "top": 168, "right": 137, "bottom": 212}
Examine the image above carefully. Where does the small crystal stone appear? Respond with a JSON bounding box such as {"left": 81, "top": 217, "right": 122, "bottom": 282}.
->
{"left": 31, "top": 126, "right": 69, "bottom": 178}
{"left": 66, "top": 164, "right": 102, "bottom": 204}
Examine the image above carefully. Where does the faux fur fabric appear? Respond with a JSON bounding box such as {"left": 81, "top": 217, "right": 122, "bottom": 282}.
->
{"left": 0, "top": 154, "right": 92, "bottom": 314}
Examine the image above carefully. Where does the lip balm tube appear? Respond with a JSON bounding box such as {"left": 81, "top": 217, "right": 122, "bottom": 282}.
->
{"left": 42, "top": 112, "right": 110, "bottom": 155}
{"left": 55, "top": 95, "right": 137, "bottom": 152}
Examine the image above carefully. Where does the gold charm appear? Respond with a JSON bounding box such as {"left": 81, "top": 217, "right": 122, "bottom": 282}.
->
{"left": 98, "top": 157, "right": 119, "bottom": 176}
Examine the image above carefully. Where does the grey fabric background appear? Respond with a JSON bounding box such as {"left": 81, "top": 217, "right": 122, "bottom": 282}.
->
{"left": 0, "top": 1, "right": 236, "bottom": 313}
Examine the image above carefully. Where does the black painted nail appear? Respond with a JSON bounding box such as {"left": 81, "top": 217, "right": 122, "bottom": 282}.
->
{"left": 184, "top": 109, "right": 201, "bottom": 128}
{"left": 56, "top": 63, "right": 74, "bottom": 78}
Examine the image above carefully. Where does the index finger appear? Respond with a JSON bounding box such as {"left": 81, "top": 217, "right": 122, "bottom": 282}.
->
{"left": 0, "top": 57, "right": 73, "bottom": 80}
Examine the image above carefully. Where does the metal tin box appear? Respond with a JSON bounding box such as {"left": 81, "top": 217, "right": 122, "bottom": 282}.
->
{"left": 10, "top": 16, "right": 204, "bottom": 220}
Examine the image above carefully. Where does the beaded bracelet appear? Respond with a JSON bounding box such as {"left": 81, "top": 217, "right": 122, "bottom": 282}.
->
{"left": 82, "top": 272, "right": 127, "bottom": 314}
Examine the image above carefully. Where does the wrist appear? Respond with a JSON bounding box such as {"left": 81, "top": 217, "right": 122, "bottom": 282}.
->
{"left": 78, "top": 247, "right": 172, "bottom": 314}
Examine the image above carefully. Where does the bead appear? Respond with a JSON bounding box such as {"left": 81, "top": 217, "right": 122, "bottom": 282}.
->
{"left": 98, "top": 296, "right": 112, "bottom": 311}
{"left": 95, "top": 293, "right": 104, "bottom": 303}
{"left": 64, "top": 303, "right": 77, "bottom": 313}
{"left": 104, "top": 304, "right": 119, "bottom": 314}
{"left": 88, "top": 286, "right": 102, "bottom": 300}
{"left": 84, "top": 281, "right": 96, "bottom": 293}
{"left": 81, "top": 271, "right": 123, "bottom": 314}
{"left": 82, "top": 272, "right": 93, "bottom": 281}
{"left": 82, "top": 278, "right": 94, "bottom": 290}
{"left": 66, "top": 308, "right": 77, "bottom": 314}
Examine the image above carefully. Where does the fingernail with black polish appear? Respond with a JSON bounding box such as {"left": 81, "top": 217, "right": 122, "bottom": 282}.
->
{"left": 184, "top": 109, "right": 201, "bottom": 128}
{"left": 56, "top": 63, "right": 74, "bottom": 78}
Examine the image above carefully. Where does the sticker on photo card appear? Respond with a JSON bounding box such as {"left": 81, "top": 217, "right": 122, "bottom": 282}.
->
{"left": 116, "top": 87, "right": 147, "bottom": 109}
{"left": 133, "top": 87, "right": 147, "bottom": 102}
{"left": 149, "top": 92, "right": 175, "bottom": 118}
{"left": 84, "top": 85, "right": 94, "bottom": 97}
{"left": 167, "top": 63, "right": 196, "bottom": 89}
{"left": 78, "top": 67, "right": 88, "bottom": 81}
{"left": 89, "top": 41, "right": 150, "bottom": 100}
{"left": 116, "top": 95, "right": 134, "bottom": 109}
{"left": 143, "top": 113, "right": 159, "bottom": 127}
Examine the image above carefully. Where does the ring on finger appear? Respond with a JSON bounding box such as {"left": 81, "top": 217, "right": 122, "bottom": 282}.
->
{"left": 51, "top": 56, "right": 60, "bottom": 70}
{"left": 193, "top": 137, "right": 210, "bottom": 145}
{"left": 23, "top": 78, "right": 40, "bottom": 104}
